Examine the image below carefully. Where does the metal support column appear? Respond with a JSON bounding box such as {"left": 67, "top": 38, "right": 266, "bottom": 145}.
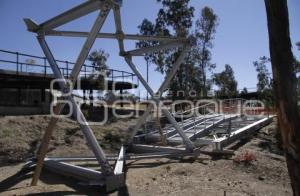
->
{"left": 30, "top": 6, "right": 113, "bottom": 186}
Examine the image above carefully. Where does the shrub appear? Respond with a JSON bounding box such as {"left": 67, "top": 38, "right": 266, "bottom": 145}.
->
{"left": 233, "top": 151, "right": 256, "bottom": 164}
{"left": 104, "top": 132, "right": 121, "bottom": 143}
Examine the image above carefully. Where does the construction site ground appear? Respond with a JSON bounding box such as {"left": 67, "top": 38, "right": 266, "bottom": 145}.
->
{"left": 0, "top": 115, "right": 292, "bottom": 195}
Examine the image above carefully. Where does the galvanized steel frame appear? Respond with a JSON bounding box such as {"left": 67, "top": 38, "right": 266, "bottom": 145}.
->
{"left": 24, "top": 0, "right": 194, "bottom": 191}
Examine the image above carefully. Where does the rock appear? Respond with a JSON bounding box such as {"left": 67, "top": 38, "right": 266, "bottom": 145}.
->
{"left": 258, "top": 176, "right": 265, "bottom": 181}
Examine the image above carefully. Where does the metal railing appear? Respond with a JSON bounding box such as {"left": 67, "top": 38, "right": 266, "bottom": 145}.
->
{"left": 0, "top": 49, "right": 139, "bottom": 85}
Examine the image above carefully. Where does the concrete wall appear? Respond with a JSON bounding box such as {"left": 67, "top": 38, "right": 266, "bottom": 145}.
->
{"left": 0, "top": 104, "right": 50, "bottom": 116}
{"left": 0, "top": 88, "right": 51, "bottom": 115}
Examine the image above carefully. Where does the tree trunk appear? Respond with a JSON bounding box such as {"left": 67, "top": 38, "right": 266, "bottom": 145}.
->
{"left": 264, "top": 1, "right": 300, "bottom": 195}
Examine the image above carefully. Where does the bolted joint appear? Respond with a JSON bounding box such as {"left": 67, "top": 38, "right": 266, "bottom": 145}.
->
{"left": 62, "top": 86, "right": 71, "bottom": 95}
{"left": 100, "top": 2, "right": 112, "bottom": 14}
{"left": 37, "top": 31, "right": 46, "bottom": 39}
{"left": 122, "top": 53, "right": 132, "bottom": 59}
{"left": 116, "top": 30, "right": 125, "bottom": 40}
{"left": 119, "top": 51, "right": 128, "bottom": 57}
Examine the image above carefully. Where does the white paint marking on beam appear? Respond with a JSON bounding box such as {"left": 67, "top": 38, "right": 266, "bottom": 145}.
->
{"left": 114, "top": 146, "right": 125, "bottom": 175}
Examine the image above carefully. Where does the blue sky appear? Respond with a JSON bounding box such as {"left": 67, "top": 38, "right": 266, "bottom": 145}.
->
{"left": 0, "top": 0, "right": 299, "bottom": 97}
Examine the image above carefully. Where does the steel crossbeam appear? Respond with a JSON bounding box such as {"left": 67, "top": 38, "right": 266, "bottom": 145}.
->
{"left": 44, "top": 30, "right": 187, "bottom": 42}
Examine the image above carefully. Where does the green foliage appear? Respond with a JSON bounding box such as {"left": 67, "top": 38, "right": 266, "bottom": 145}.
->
{"left": 88, "top": 49, "right": 109, "bottom": 71}
{"left": 87, "top": 49, "right": 110, "bottom": 89}
{"left": 253, "top": 56, "right": 274, "bottom": 106}
{"left": 240, "top": 87, "right": 248, "bottom": 96}
{"left": 253, "top": 56, "right": 271, "bottom": 92}
{"left": 213, "top": 64, "right": 238, "bottom": 97}
{"left": 104, "top": 132, "right": 121, "bottom": 143}
{"left": 193, "top": 6, "right": 219, "bottom": 96}
{"left": 0, "top": 128, "right": 15, "bottom": 137}
{"left": 294, "top": 42, "right": 300, "bottom": 98}
{"left": 156, "top": 0, "right": 194, "bottom": 37}
{"left": 294, "top": 56, "right": 300, "bottom": 74}
{"left": 137, "top": 1, "right": 219, "bottom": 99}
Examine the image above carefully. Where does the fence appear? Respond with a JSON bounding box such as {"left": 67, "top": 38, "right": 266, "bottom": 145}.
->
{"left": 0, "top": 49, "right": 139, "bottom": 85}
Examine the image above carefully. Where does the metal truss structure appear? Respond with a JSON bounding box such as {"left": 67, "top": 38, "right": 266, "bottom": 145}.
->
{"left": 23, "top": 0, "right": 274, "bottom": 192}
{"left": 24, "top": 0, "right": 196, "bottom": 192}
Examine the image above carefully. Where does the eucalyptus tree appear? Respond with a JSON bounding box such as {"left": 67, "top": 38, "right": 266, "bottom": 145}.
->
{"left": 137, "top": 1, "right": 219, "bottom": 99}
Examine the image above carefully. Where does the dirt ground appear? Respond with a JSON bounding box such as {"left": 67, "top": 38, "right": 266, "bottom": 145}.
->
{"left": 0, "top": 115, "right": 293, "bottom": 195}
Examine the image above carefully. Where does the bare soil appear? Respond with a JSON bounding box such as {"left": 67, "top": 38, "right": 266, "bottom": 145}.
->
{"left": 0, "top": 115, "right": 292, "bottom": 195}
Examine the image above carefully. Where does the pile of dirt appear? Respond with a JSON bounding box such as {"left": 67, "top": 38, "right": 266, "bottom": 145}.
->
{"left": 0, "top": 115, "right": 137, "bottom": 165}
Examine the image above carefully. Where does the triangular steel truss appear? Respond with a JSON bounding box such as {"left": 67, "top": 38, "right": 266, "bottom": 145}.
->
{"left": 24, "top": 0, "right": 195, "bottom": 191}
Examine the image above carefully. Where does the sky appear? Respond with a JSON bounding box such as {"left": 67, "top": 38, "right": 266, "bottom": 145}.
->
{"left": 0, "top": 0, "right": 299, "bottom": 97}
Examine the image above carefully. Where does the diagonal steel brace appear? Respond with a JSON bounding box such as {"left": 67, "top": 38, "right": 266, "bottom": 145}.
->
{"left": 124, "top": 52, "right": 195, "bottom": 150}
{"left": 30, "top": 7, "right": 112, "bottom": 186}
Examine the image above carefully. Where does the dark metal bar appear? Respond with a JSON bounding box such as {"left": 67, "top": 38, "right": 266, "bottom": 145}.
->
{"left": 66, "top": 61, "right": 69, "bottom": 79}
{"left": 44, "top": 57, "right": 47, "bottom": 77}
{"left": 16, "top": 52, "right": 19, "bottom": 74}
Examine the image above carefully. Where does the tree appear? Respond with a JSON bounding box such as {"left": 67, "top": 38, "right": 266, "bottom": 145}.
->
{"left": 292, "top": 42, "right": 300, "bottom": 75}
{"left": 88, "top": 49, "right": 109, "bottom": 71}
{"left": 213, "top": 64, "right": 238, "bottom": 97}
{"left": 240, "top": 87, "right": 248, "bottom": 96}
{"left": 193, "top": 7, "right": 219, "bottom": 96}
{"left": 253, "top": 56, "right": 272, "bottom": 92}
{"left": 87, "top": 49, "right": 110, "bottom": 89}
{"left": 296, "top": 42, "right": 300, "bottom": 50}
{"left": 264, "top": 0, "right": 300, "bottom": 195}
{"left": 137, "top": 0, "right": 195, "bottom": 100}
{"left": 137, "top": 1, "right": 219, "bottom": 99}
{"left": 295, "top": 44, "right": 300, "bottom": 95}
{"left": 253, "top": 56, "right": 274, "bottom": 106}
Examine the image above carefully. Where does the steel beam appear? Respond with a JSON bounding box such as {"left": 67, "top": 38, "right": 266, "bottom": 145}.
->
{"left": 29, "top": 2, "right": 114, "bottom": 187}
{"left": 125, "top": 46, "right": 192, "bottom": 146}
{"left": 45, "top": 30, "right": 187, "bottom": 42}
{"left": 113, "top": 5, "right": 125, "bottom": 53}
{"left": 44, "top": 151, "right": 195, "bottom": 162}
{"left": 126, "top": 104, "right": 154, "bottom": 144}
{"left": 157, "top": 46, "right": 190, "bottom": 92}
{"left": 37, "top": 0, "right": 102, "bottom": 32}
{"left": 70, "top": 8, "right": 111, "bottom": 81}
{"left": 124, "top": 56, "right": 195, "bottom": 150}
{"left": 30, "top": 103, "right": 64, "bottom": 186}
{"left": 131, "top": 144, "right": 186, "bottom": 153}
{"left": 213, "top": 116, "right": 273, "bottom": 150}
{"left": 38, "top": 36, "right": 113, "bottom": 175}
{"left": 31, "top": 7, "right": 113, "bottom": 183}
{"left": 43, "top": 159, "right": 105, "bottom": 182}
{"left": 189, "top": 114, "right": 239, "bottom": 140}
{"left": 125, "top": 41, "right": 186, "bottom": 56}
{"left": 125, "top": 46, "right": 190, "bottom": 143}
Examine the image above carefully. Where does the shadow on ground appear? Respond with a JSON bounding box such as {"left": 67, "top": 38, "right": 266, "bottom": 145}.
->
{"left": 0, "top": 166, "right": 130, "bottom": 196}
